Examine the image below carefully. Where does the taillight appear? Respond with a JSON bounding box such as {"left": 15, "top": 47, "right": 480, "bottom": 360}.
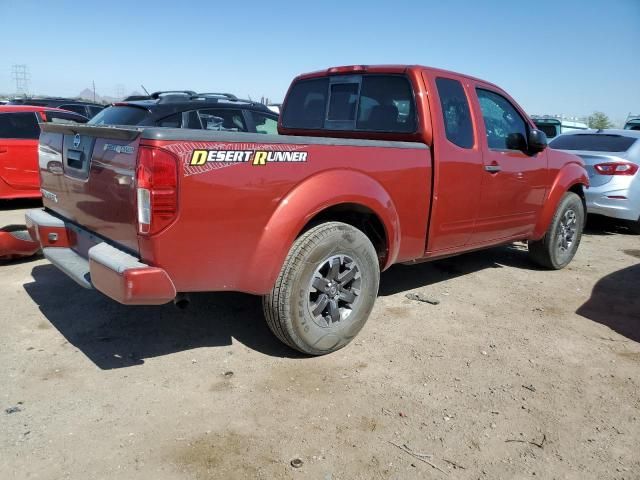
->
{"left": 136, "top": 146, "right": 178, "bottom": 235}
{"left": 593, "top": 162, "right": 638, "bottom": 176}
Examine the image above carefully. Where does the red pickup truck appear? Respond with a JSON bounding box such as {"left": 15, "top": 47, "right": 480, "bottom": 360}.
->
{"left": 26, "top": 65, "right": 588, "bottom": 355}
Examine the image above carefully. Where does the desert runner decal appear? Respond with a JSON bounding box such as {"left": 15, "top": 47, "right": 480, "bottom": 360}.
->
{"left": 189, "top": 149, "right": 308, "bottom": 166}
{"left": 161, "top": 142, "right": 309, "bottom": 177}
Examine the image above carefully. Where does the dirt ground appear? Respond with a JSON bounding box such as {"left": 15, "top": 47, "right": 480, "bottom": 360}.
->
{"left": 1, "top": 200, "right": 639, "bottom": 480}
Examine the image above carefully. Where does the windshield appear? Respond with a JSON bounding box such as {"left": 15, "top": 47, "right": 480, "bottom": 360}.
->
{"left": 549, "top": 134, "right": 637, "bottom": 152}
{"left": 89, "top": 105, "right": 149, "bottom": 125}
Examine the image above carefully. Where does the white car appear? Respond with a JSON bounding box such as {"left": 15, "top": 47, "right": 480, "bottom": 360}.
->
{"left": 550, "top": 130, "right": 640, "bottom": 233}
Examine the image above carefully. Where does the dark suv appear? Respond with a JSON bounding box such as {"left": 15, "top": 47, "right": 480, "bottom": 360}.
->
{"left": 9, "top": 97, "right": 104, "bottom": 119}
{"left": 88, "top": 91, "right": 279, "bottom": 134}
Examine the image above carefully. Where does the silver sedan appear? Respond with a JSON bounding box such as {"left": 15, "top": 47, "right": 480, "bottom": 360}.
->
{"left": 549, "top": 129, "right": 640, "bottom": 233}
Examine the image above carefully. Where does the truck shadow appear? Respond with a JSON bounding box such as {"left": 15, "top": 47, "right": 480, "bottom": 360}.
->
{"left": 24, "top": 264, "right": 302, "bottom": 369}
{"left": 379, "top": 243, "right": 539, "bottom": 296}
{"left": 0, "top": 198, "right": 42, "bottom": 211}
{"left": 23, "top": 243, "right": 539, "bottom": 369}
{"left": 576, "top": 263, "right": 640, "bottom": 342}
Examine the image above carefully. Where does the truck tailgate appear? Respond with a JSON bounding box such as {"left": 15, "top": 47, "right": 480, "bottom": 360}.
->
{"left": 38, "top": 124, "right": 143, "bottom": 253}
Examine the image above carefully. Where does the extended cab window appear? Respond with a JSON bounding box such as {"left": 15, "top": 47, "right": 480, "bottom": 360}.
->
{"left": 282, "top": 75, "right": 416, "bottom": 133}
{"left": 435, "top": 77, "right": 474, "bottom": 148}
{"left": 356, "top": 76, "right": 415, "bottom": 132}
{"left": 198, "top": 109, "right": 246, "bottom": 132}
{"left": 0, "top": 112, "right": 40, "bottom": 139}
{"left": 476, "top": 89, "right": 528, "bottom": 150}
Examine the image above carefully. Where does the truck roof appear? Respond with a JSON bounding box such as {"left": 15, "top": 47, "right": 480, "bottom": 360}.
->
{"left": 294, "top": 64, "right": 503, "bottom": 90}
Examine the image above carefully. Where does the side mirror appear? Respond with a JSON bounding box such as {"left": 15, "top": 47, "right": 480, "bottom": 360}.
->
{"left": 506, "top": 132, "right": 527, "bottom": 151}
{"left": 528, "top": 129, "right": 547, "bottom": 154}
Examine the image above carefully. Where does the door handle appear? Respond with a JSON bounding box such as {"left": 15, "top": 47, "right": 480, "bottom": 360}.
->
{"left": 484, "top": 164, "right": 501, "bottom": 173}
{"left": 0, "top": 148, "right": 8, "bottom": 154}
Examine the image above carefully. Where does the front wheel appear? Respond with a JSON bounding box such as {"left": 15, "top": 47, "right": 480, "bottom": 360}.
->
{"left": 263, "top": 222, "right": 380, "bottom": 355}
{"left": 528, "top": 192, "right": 585, "bottom": 269}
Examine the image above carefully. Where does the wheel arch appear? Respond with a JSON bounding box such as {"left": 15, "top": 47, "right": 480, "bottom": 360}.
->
{"left": 245, "top": 169, "right": 400, "bottom": 294}
{"left": 532, "top": 163, "right": 589, "bottom": 240}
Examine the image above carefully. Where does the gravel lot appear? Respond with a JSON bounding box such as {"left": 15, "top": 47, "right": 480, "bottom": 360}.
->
{"left": 1, "top": 200, "right": 639, "bottom": 480}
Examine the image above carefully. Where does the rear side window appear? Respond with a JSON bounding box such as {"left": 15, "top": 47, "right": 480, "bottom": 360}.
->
{"left": 549, "top": 134, "right": 636, "bottom": 152}
{"left": 282, "top": 75, "right": 415, "bottom": 133}
{"left": 45, "top": 111, "right": 88, "bottom": 124}
{"left": 89, "top": 106, "right": 149, "bottom": 125}
{"left": 0, "top": 112, "right": 40, "bottom": 139}
{"left": 250, "top": 111, "right": 278, "bottom": 134}
{"left": 59, "top": 104, "right": 88, "bottom": 116}
{"left": 198, "top": 109, "right": 247, "bottom": 132}
{"left": 156, "top": 113, "right": 182, "bottom": 128}
{"left": 281, "top": 78, "right": 329, "bottom": 129}
{"left": 87, "top": 106, "right": 104, "bottom": 118}
{"left": 435, "top": 77, "right": 474, "bottom": 148}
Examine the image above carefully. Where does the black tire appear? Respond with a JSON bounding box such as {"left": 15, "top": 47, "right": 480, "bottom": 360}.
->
{"left": 528, "top": 192, "right": 584, "bottom": 269}
{"left": 263, "top": 221, "right": 380, "bottom": 355}
{"left": 627, "top": 218, "right": 640, "bottom": 235}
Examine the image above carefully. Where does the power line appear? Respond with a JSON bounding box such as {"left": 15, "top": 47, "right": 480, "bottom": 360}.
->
{"left": 11, "top": 64, "right": 30, "bottom": 96}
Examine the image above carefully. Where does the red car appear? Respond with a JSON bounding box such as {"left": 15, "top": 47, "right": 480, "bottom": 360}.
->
{"left": 27, "top": 65, "right": 588, "bottom": 354}
{"left": 0, "top": 105, "right": 87, "bottom": 199}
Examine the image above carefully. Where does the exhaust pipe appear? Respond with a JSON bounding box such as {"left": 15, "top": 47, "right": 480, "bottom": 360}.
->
{"left": 173, "top": 293, "right": 190, "bottom": 310}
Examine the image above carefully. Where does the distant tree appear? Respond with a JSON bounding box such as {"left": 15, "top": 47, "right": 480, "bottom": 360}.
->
{"left": 588, "top": 111, "right": 614, "bottom": 129}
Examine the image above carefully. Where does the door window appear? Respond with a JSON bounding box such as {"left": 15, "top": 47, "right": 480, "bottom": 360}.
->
{"left": 476, "top": 89, "right": 528, "bottom": 150}
{"left": 0, "top": 112, "right": 40, "bottom": 139}
{"left": 250, "top": 111, "right": 278, "bottom": 134}
{"left": 198, "top": 109, "right": 247, "bottom": 132}
{"left": 435, "top": 77, "right": 474, "bottom": 148}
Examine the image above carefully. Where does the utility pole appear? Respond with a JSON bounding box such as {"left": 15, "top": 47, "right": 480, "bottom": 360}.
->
{"left": 11, "top": 64, "right": 30, "bottom": 96}
{"left": 92, "top": 80, "right": 96, "bottom": 102}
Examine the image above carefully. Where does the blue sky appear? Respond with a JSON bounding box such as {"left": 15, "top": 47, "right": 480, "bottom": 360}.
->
{"left": 1, "top": 0, "right": 638, "bottom": 123}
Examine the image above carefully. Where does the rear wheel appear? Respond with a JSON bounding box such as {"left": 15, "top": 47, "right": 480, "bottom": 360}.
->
{"left": 528, "top": 192, "right": 584, "bottom": 269}
{"left": 263, "top": 222, "right": 380, "bottom": 355}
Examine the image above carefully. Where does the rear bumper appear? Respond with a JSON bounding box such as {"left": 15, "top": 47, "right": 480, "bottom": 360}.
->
{"left": 585, "top": 182, "right": 640, "bottom": 221}
{"left": 0, "top": 227, "right": 40, "bottom": 260}
{"left": 25, "top": 209, "right": 176, "bottom": 305}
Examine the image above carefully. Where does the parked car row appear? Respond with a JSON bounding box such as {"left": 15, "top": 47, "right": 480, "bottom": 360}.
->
{"left": 9, "top": 97, "right": 105, "bottom": 119}
{"left": 0, "top": 105, "right": 88, "bottom": 199}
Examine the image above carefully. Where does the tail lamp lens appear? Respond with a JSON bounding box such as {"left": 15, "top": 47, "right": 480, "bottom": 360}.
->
{"left": 135, "top": 147, "right": 178, "bottom": 235}
{"left": 593, "top": 162, "right": 638, "bottom": 175}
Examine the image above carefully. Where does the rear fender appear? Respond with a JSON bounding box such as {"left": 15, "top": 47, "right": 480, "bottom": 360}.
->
{"left": 532, "top": 163, "right": 589, "bottom": 240}
{"left": 245, "top": 169, "right": 399, "bottom": 294}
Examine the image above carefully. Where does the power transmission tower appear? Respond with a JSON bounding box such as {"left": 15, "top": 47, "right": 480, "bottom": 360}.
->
{"left": 115, "top": 84, "right": 126, "bottom": 100}
{"left": 11, "top": 64, "right": 30, "bottom": 96}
